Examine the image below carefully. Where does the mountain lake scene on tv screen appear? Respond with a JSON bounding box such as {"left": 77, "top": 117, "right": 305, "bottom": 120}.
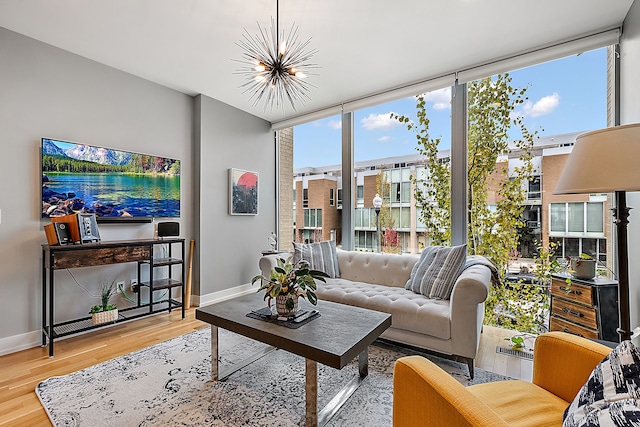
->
{"left": 42, "top": 139, "right": 180, "bottom": 219}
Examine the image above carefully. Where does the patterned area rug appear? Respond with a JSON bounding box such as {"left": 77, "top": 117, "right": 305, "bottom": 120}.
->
{"left": 36, "top": 328, "right": 511, "bottom": 426}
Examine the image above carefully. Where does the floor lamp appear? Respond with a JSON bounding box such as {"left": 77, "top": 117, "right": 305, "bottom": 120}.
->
{"left": 554, "top": 123, "right": 640, "bottom": 342}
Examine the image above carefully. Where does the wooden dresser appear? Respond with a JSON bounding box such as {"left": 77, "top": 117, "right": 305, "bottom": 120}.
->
{"left": 550, "top": 274, "right": 619, "bottom": 342}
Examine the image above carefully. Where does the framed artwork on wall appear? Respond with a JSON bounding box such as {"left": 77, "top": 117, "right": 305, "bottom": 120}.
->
{"left": 229, "top": 168, "right": 258, "bottom": 215}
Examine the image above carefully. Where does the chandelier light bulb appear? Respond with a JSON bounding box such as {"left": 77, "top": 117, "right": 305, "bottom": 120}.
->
{"left": 255, "top": 63, "right": 266, "bottom": 72}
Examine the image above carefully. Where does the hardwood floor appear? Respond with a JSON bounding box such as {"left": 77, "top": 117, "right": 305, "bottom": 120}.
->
{"left": 0, "top": 309, "right": 206, "bottom": 427}
{"left": 0, "top": 309, "right": 533, "bottom": 426}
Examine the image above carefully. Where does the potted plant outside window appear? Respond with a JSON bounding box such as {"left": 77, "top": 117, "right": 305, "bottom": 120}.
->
{"left": 568, "top": 253, "right": 597, "bottom": 280}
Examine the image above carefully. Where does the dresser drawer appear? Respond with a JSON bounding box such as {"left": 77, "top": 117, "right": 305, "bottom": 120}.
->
{"left": 551, "top": 298, "right": 598, "bottom": 329}
{"left": 551, "top": 279, "right": 593, "bottom": 306}
{"left": 550, "top": 316, "right": 599, "bottom": 339}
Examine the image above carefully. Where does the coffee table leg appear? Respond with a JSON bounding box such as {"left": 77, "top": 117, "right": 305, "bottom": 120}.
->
{"left": 306, "top": 359, "right": 318, "bottom": 426}
{"left": 317, "top": 348, "right": 369, "bottom": 426}
{"left": 210, "top": 326, "right": 277, "bottom": 382}
{"left": 359, "top": 348, "right": 368, "bottom": 377}
{"left": 211, "top": 325, "right": 219, "bottom": 380}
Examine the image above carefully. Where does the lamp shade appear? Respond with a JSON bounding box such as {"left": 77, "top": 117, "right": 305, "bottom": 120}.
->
{"left": 554, "top": 123, "right": 640, "bottom": 195}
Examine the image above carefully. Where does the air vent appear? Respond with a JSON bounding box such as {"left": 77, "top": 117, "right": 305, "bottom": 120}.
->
{"left": 496, "top": 346, "right": 534, "bottom": 360}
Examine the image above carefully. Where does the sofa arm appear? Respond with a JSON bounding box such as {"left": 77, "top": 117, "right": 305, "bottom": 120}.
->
{"left": 532, "top": 331, "right": 611, "bottom": 403}
{"left": 450, "top": 265, "right": 490, "bottom": 306}
{"left": 448, "top": 265, "right": 491, "bottom": 358}
{"left": 393, "top": 356, "right": 508, "bottom": 427}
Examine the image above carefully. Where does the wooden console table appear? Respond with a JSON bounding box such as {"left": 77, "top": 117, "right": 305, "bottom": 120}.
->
{"left": 41, "top": 238, "right": 185, "bottom": 356}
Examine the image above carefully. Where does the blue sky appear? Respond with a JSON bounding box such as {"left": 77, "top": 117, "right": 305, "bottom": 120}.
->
{"left": 293, "top": 48, "right": 607, "bottom": 169}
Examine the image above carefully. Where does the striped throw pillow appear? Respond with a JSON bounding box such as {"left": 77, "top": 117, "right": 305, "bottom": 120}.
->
{"left": 405, "top": 244, "right": 467, "bottom": 300}
{"left": 293, "top": 240, "right": 340, "bottom": 278}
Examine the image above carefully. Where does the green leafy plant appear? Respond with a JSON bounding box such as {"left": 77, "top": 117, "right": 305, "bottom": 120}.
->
{"left": 251, "top": 257, "right": 329, "bottom": 309}
{"left": 505, "top": 335, "right": 525, "bottom": 350}
{"left": 89, "top": 281, "right": 118, "bottom": 314}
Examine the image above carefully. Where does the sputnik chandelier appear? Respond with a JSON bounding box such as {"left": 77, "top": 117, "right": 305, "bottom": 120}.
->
{"left": 235, "top": 0, "right": 318, "bottom": 112}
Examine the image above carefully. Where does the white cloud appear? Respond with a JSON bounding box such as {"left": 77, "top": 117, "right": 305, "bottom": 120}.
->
{"left": 421, "top": 87, "right": 451, "bottom": 110}
{"left": 327, "top": 120, "right": 341, "bottom": 130}
{"left": 522, "top": 93, "right": 560, "bottom": 117}
{"left": 378, "top": 136, "right": 391, "bottom": 142}
{"left": 361, "top": 113, "right": 401, "bottom": 131}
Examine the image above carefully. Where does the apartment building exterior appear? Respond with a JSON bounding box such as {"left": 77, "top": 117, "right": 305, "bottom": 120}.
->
{"left": 292, "top": 131, "right": 611, "bottom": 264}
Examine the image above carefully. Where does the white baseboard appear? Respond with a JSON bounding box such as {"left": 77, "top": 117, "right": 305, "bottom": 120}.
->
{"left": 0, "top": 330, "right": 43, "bottom": 356}
{"left": 0, "top": 284, "right": 255, "bottom": 356}
{"left": 192, "top": 283, "right": 255, "bottom": 307}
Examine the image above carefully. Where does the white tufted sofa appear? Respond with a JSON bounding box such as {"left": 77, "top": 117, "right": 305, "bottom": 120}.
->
{"left": 259, "top": 249, "right": 492, "bottom": 378}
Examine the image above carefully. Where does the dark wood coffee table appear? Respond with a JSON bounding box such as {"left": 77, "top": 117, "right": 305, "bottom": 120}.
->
{"left": 196, "top": 292, "right": 392, "bottom": 427}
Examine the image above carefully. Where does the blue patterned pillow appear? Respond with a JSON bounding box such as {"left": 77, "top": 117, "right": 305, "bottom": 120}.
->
{"left": 292, "top": 240, "right": 340, "bottom": 279}
{"left": 563, "top": 340, "right": 640, "bottom": 427}
{"left": 404, "top": 245, "right": 467, "bottom": 300}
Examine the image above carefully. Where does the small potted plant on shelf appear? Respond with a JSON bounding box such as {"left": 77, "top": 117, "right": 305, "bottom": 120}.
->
{"left": 90, "top": 281, "right": 118, "bottom": 325}
{"left": 251, "top": 257, "right": 329, "bottom": 316}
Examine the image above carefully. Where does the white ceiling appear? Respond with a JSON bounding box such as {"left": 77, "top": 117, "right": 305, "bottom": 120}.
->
{"left": 0, "top": 0, "right": 634, "bottom": 123}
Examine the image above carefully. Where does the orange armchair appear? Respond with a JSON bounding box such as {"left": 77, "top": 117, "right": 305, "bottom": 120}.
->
{"left": 393, "top": 332, "right": 612, "bottom": 427}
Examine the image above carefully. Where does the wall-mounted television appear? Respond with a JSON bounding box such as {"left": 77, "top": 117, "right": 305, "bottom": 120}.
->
{"left": 42, "top": 138, "right": 180, "bottom": 222}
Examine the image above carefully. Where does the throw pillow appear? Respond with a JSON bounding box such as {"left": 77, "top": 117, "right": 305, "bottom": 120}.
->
{"left": 292, "top": 240, "right": 340, "bottom": 279}
{"left": 563, "top": 340, "right": 640, "bottom": 427}
{"left": 404, "top": 244, "right": 467, "bottom": 300}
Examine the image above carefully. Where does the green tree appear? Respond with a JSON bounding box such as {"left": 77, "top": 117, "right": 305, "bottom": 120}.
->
{"left": 466, "top": 74, "right": 536, "bottom": 277}
{"left": 394, "top": 74, "right": 540, "bottom": 332}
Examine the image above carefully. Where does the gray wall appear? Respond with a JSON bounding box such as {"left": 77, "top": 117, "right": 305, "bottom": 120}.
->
{"left": 621, "top": 1, "right": 640, "bottom": 334}
{"left": 0, "top": 27, "right": 276, "bottom": 352}
{"left": 194, "top": 95, "right": 275, "bottom": 298}
{"left": 0, "top": 27, "right": 198, "bottom": 349}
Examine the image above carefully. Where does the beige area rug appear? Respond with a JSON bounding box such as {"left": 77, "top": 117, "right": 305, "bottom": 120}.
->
{"left": 36, "top": 328, "right": 511, "bottom": 426}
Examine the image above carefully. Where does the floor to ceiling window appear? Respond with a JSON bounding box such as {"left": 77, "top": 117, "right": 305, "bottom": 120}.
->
{"left": 281, "top": 42, "right": 612, "bottom": 336}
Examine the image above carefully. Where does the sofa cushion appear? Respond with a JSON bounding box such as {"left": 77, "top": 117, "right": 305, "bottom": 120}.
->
{"left": 563, "top": 340, "right": 640, "bottom": 427}
{"left": 317, "top": 278, "right": 451, "bottom": 340}
{"left": 405, "top": 244, "right": 467, "bottom": 300}
{"left": 293, "top": 240, "right": 340, "bottom": 278}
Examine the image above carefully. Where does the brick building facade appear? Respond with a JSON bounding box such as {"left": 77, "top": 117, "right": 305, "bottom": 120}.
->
{"left": 286, "top": 131, "right": 611, "bottom": 265}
